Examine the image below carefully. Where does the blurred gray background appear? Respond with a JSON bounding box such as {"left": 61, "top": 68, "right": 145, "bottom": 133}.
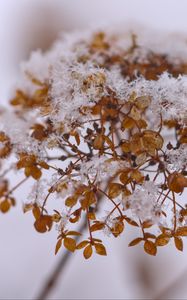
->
{"left": 1, "top": 1, "right": 187, "bottom": 299}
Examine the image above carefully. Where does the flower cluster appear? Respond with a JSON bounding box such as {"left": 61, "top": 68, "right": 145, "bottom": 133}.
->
{"left": 0, "top": 27, "right": 187, "bottom": 258}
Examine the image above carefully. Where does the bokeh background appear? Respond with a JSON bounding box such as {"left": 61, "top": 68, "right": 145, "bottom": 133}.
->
{"left": 1, "top": 1, "right": 187, "bottom": 299}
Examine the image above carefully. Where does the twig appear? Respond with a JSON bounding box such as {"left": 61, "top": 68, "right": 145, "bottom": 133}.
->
{"left": 34, "top": 133, "right": 121, "bottom": 300}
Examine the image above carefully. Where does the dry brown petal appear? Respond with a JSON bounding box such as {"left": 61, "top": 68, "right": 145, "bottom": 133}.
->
{"left": 55, "top": 239, "right": 62, "bottom": 255}
{"left": 156, "top": 234, "right": 170, "bottom": 246}
{"left": 168, "top": 173, "right": 187, "bottom": 193}
{"left": 142, "top": 130, "right": 164, "bottom": 151}
{"left": 90, "top": 32, "right": 109, "bottom": 51}
{"left": 76, "top": 240, "right": 89, "bottom": 249}
{"left": 144, "top": 240, "right": 157, "bottom": 256}
{"left": 130, "top": 106, "right": 141, "bottom": 121}
{"left": 0, "top": 199, "right": 11, "bottom": 213}
{"left": 121, "top": 142, "right": 131, "bottom": 153}
{"left": 131, "top": 169, "right": 144, "bottom": 183}
{"left": 80, "top": 191, "right": 96, "bottom": 210}
{"left": 0, "top": 180, "right": 8, "bottom": 197}
{"left": 174, "top": 236, "right": 183, "bottom": 251}
{"left": 94, "top": 243, "right": 107, "bottom": 256}
{"left": 34, "top": 215, "right": 53, "bottom": 233}
{"left": 63, "top": 237, "right": 76, "bottom": 252}
{"left": 119, "top": 171, "right": 130, "bottom": 185}
{"left": 122, "top": 117, "right": 135, "bottom": 130}
{"left": 0, "top": 132, "right": 11, "bottom": 158}
{"left": 32, "top": 205, "right": 41, "bottom": 220}
{"left": 93, "top": 134, "right": 104, "bottom": 150}
{"left": 65, "top": 196, "right": 78, "bottom": 208}
{"left": 135, "top": 96, "right": 151, "bottom": 110}
{"left": 128, "top": 237, "right": 143, "bottom": 247}
{"left": 83, "top": 244, "right": 93, "bottom": 259}
{"left": 111, "top": 220, "right": 124, "bottom": 237}
{"left": 135, "top": 152, "right": 147, "bottom": 165}
{"left": 108, "top": 183, "right": 123, "bottom": 198}
{"left": 90, "top": 222, "right": 105, "bottom": 232}
{"left": 31, "top": 124, "right": 47, "bottom": 141}
{"left": 175, "top": 226, "right": 187, "bottom": 236}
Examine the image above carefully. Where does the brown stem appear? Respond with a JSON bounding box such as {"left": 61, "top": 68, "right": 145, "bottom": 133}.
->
{"left": 98, "top": 188, "right": 123, "bottom": 218}
{"left": 172, "top": 191, "right": 177, "bottom": 232}
{"left": 6, "top": 177, "right": 29, "bottom": 196}
{"left": 34, "top": 132, "right": 122, "bottom": 300}
{"left": 86, "top": 207, "right": 93, "bottom": 244}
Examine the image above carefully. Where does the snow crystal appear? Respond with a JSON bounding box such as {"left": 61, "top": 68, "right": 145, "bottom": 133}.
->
{"left": 80, "top": 155, "right": 129, "bottom": 183}
{"left": 27, "top": 179, "right": 47, "bottom": 204}
{"left": 123, "top": 181, "right": 161, "bottom": 222}
{"left": 166, "top": 144, "right": 187, "bottom": 172}
{"left": 14, "top": 27, "right": 187, "bottom": 127}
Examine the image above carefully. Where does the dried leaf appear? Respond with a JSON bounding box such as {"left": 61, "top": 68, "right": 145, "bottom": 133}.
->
{"left": 32, "top": 205, "right": 40, "bottom": 220}
{"left": 23, "top": 202, "right": 33, "bottom": 213}
{"left": 175, "top": 226, "right": 187, "bottom": 236}
{"left": 55, "top": 239, "right": 62, "bottom": 255}
{"left": 66, "top": 231, "right": 82, "bottom": 236}
{"left": 135, "top": 152, "right": 147, "bottom": 166}
{"left": 144, "top": 233, "right": 156, "bottom": 239}
{"left": 65, "top": 196, "right": 77, "bottom": 207}
{"left": 119, "top": 171, "right": 130, "bottom": 185}
{"left": 128, "top": 237, "right": 143, "bottom": 247}
{"left": 76, "top": 240, "right": 89, "bottom": 249}
{"left": 144, "top": 240, "right": 157, "bottom": 256}
{"left": 122, "top": 117, "right": 135, "bottom": 130}
{"left": 168, "top": 173, "right": 187, "bottom": 194}
{"left": 124, "top": 216, "right": 139, "bottom": 227}
{"left": 52, "top": 213, "right": 61, "bottom": 223}
{"left": 83, "top": 244, "right": 93, "bottom": 259}
{"left": 93, "top": 134, "right": 104, "bottom": 150}
{"left": 108, "top": 183, "right": 122, "bottom": 198}
{"left": 34, "top": 215, "right": 53, "bottom": 233}
{"left": 81, "top": 191, "right": 96, "bottom": 210}
{"left": 156, "top": 234, "right": 170, "bottom": 246}
{"left": 94, "top": 243, "right": 107, "bottom": 256}
{"left": 0, "top": 199, "right": 11, "bottom": 213}
{"left": 121, "top": 142, "right": 131, "bottom": 153}
{"left": 130, "top": 106, "right": 141, "bottom": 121}
{"left": 135, "top": 96, "right": 151, "bottom": 110}
{"left": 174, "top": 236, "right": 183, "bottom": 251}
{"left": 39, "top": 161, "right": 49, "bottom": 169}
{"left": 143, "top": 130, "right": 164, "bottom": 151}
{"left": 90, "top": 222, "right": 105, "bottom": 232}
{"left": 63, "top": 237, "right": 76, "bottom": 252}
{"left": 142, "top": 220, "right": 153, "bottom": 228}
{"left": 111, "top": 221, "right": 124, "bottom": 237}
{"left": 88, "top": 212, "right": 96, "bottom": 220}
{"left": 31, "top": 166, "right": 42, "bottom": 180}
{"left": 131, "top": 169, "right": 144, "bottom": 183}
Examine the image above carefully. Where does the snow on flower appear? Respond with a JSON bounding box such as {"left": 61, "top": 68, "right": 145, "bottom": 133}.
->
{"left": 166, "top": 144, "right": 187, "bottom": 172}
{"left": 0, "top": 26, "right": 187, "bottom": 257}
{"left": 122, "top": 181, "right": 161, "bottom": 223}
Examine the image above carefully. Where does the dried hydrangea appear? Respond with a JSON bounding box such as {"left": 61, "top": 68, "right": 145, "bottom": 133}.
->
{"left": 0, "top": 27, "right": 187, "bottom": 258}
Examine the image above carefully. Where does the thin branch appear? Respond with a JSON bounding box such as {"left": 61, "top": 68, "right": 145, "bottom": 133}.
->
{"left": 34, "top": 131, "right": 123, "bottom": 299}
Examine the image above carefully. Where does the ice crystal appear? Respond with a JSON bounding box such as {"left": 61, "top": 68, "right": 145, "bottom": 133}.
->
{"left": 124, "top": 181, "right": 160, "bottom": 222}
{"left": 166, "top": 145, "right": 187, "bottom": 172}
